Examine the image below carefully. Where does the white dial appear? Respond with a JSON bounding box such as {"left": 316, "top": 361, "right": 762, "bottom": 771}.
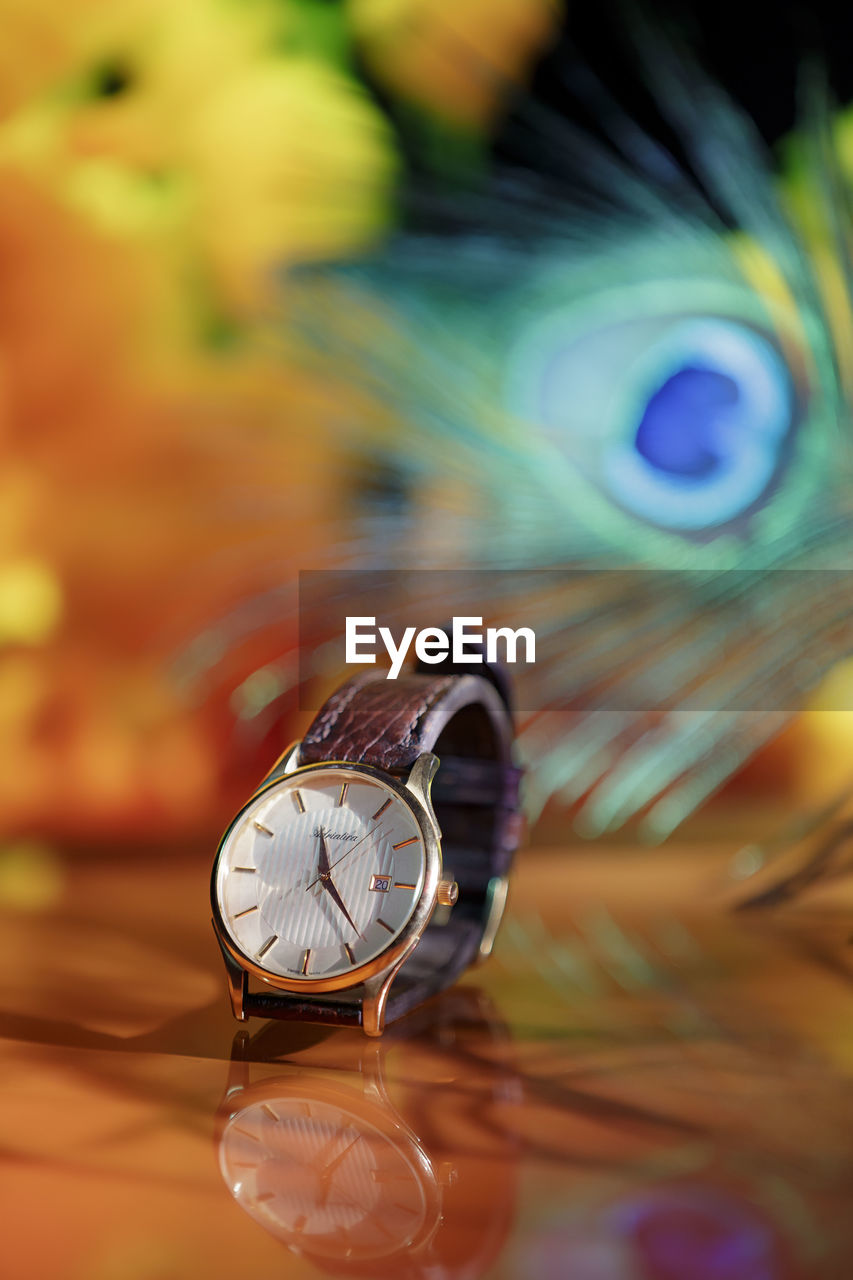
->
{"left": 214, "top": 767, "right": 426, "bottom": 980}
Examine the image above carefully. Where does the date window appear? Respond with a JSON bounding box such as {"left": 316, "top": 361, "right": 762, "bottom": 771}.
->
{"left": 370, "top": 874, "right": 392, "bottom": 893}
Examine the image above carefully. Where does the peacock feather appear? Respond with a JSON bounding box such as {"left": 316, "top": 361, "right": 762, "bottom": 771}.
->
{"left": 184, "top": 18, "right": 853, "bottom": 843}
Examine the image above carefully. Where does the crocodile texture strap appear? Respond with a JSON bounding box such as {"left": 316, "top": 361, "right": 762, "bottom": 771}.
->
{"left": 300, "top": 668, "right": 511, "bottom": 773}
{"left": 242, "top": 655, "right": 521, "bottom": 1029}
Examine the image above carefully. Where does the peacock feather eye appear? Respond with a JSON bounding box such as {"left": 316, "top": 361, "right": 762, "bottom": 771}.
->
{"left": 503, "top": 266, "right": 808, "bottom": 546}
{"left": 599, "top": 318, "right": 794, "bottom": 532}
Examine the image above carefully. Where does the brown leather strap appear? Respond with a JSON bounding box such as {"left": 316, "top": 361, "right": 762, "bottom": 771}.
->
{"left": 242, "top": 987, "right": 363, "bottom": 1027}
{"left": 245, "top": 662, "right": 521, "bottom": 1029}
{"left": 299, "top": 669, "right": 512, "bottom": 774}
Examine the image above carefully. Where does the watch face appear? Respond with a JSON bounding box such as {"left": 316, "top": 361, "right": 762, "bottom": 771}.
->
{"left": 214, "top": 767, "right": 427, "bottom": 981}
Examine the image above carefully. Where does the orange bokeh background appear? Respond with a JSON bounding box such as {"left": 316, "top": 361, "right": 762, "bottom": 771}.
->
{"left": 0, "top": 0, "right": 849, "bottom": 882}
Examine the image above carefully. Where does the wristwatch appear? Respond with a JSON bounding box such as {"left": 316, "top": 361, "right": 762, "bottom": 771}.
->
{"left": 211, "top": 656, "right": 522, "bottom": 1036}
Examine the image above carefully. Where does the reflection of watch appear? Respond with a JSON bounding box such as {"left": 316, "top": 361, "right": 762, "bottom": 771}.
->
{"left": 218, "top": 1073, "right": 440, "bottom": 1264}
{"left": 219, "top": 1080, "right": 435, "bottom": 1259}
{"left": 211, "top": 657, "right": 522, "bottom": 1035}
{"left": 214, "top": 988, "right": 519, "bottom": 1277}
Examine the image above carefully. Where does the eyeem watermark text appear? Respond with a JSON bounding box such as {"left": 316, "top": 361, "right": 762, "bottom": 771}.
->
{"left": 346, "top": 616, "right": 536, "bottom": 679}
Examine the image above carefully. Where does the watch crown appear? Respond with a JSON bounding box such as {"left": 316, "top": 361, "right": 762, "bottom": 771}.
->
{"left": 436, "top": 878, "right": 459, "bottom": 907}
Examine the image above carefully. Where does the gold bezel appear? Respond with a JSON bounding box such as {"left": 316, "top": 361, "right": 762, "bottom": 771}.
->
{"left": 210, "top": 753, "right": 442, "bottom": 999}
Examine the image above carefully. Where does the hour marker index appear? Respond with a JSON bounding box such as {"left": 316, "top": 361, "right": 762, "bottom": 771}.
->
{"left": 300, "top": 949, "right": 311, "bottom": 975}
{"left": 234, "top": 866, "right": 257, "bottom": 874}
{"left": 257, "top": 935, "right": 277, "bottom": 958}
{"left": 371, "top": 798, "right": 392, "bottom": 820}
{"left": 337, "top": 782, "right": 349, "bottom": 807}
{"left": 394, "top": 882, "right": 417, "bottom": 890}
{"left": 234, "top": 905, "right": 258, "bottom": 919}
{"left": 344, "top": 943, "right": 356, "bottom": 965}
{"left": 392, "top": 837, "right": 419, "bottom": 850}
{"left": 293, "top": 789, "right": 305, "bottom": 814}
{"left": 253, "top": 821, "right": 274, "bottom": 836}
{"left": 377, "top": 917, "right": 394, "bottom": 933}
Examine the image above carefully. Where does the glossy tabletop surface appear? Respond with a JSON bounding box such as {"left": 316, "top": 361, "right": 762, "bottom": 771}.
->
{"left": 2, "top": 833, "right": 852, "bottom": 1279}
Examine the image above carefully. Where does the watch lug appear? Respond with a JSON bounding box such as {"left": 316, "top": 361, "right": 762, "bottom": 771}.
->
{"left": 213, "top": 923, "right": 249, "bottom": 1021}
{"left": 476, "top": 875, "right": 510, "bottom": 964}
{"left": 362, "top": 963, "right": 404, "bottom": 1038}
{"left": 257, "top": 739, "right": 302, "bottom": 789}
{"left": 405, "top": 753, "right": 440, "bottom": 828}
{"left": 227, "top": 970, "right": 249, "bottom": 1023}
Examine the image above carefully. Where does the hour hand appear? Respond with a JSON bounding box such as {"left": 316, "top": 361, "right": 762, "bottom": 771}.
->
{"left": 317, "top": 828, "right": 331, "bottom": 878}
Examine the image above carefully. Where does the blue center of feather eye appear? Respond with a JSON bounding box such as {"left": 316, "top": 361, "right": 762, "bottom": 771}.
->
{"left": 633, "top": 366, "right": 740, "bottom": 478}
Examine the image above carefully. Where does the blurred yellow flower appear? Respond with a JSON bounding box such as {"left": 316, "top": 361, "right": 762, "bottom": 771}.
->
{"left": 0, "top": 0, "right": 397, "bottom": 317}
{"left": 0, "top": 0, "right": 112, "bottom": 120}
{"left": 0, "top": 0, "right": 555, "bottom": 849}
{"left": 347, "top": 0, "right": 562, "bottom": 128}
{"left": 186, "top": 58, "right": 397, "bottom": 308}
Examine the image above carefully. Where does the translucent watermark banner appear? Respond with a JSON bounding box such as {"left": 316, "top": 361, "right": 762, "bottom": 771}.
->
{"left": 297, "top": 568, "right": 853, "bottom": 713}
